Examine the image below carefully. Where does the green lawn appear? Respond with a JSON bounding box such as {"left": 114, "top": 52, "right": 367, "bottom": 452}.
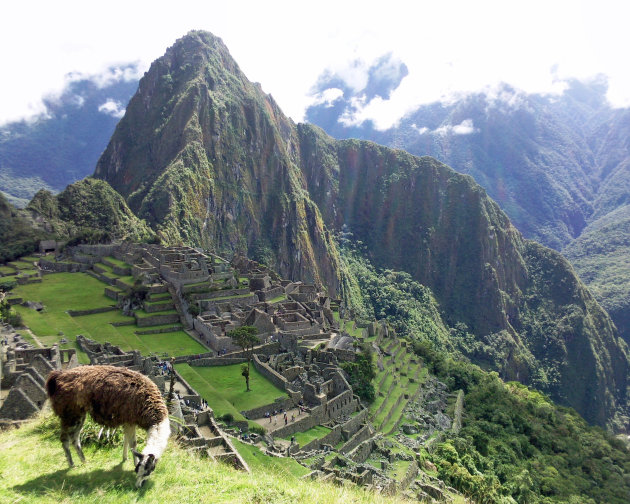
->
{"left": 12, "top": 272, "right": 113, "bottom": 312}
{"left": 174, "top": 363, "right": 286, "bottom": 424}
{"left": 103, "top": 256, "right": 131, "bottom": 268}
{"left": 284, "top": 425, "right": 331, "bottom": 447}
{"left": 134, "top": 308, "right": 178, "bottom": 318}
{"left": 231, "top": 439, "right": 311, "bottom": 478}
{"left": 0, "top": 265, "right": 17, "bottom": 275}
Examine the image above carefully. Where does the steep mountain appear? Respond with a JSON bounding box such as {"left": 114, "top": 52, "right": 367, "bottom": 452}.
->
{"left": 94, "top": 31, "right": 340, "bottom": 293}
{"left": 93, "top": 31, "right": 629, "bottom": 429}
{"left": 0, "top": 192, "right": 50, "bottom": 262}
{"left": 27, "top": 178, "right": 155, "bottom": 243}
{"left": 0, "top": 70, "right": 138, "bottom": 207}
{"left": 306, "top": 77, "right": 630, "bottom": 344}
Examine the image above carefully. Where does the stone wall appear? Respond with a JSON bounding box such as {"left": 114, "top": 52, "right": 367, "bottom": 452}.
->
{"left": 324, "top": 389, "right": 356, "bottom": 418}
{"left": 340, "top": 424, "right": 372, "bottom": 455}
{"left": 271, "top": 407, "right": 322, "bottom": 438}
{"left": 241, "top": 397, "right": 296, "bottom": 419}
{"left": 255, "top": 286, "right": 284, "bottom": 302}
{"left": 39, "top": 259, "right": 90, "bottom": 273}
{"left": 348, "top": 438, "right": 375, "bottom": 463}
{"left": 135, "top": 313, "right": 180, "bottom": 327}
{"left": 300, "top": 424, "right": 343, "bottom": 452}
{"left": 341, "top": 408, "right": 369, "bottom": 439}
{"left": 252, "top": 354, "right": 288, "bottom": 391}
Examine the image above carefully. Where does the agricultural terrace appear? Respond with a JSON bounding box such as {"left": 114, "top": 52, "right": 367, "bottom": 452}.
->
{"left": 10, "top": 271, "right": 206, "bottom": 362}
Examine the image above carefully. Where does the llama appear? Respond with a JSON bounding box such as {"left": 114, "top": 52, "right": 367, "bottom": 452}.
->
{"left": 46, "top": 365, "right": 170, "bottom": 488}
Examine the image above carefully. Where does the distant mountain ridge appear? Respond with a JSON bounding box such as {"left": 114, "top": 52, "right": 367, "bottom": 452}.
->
{"left": 92, "top": 31, "right": 630, "bottom": 429}
{"left": 0, "top": 69, "right": 138, "bottom": 207}
{"left": 306, "top": 76, "right": 630, "bottom": 344}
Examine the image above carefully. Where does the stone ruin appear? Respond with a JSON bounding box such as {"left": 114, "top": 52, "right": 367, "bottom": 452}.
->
{"left": 0, "top": 324, "right": 78, "bottom": 424}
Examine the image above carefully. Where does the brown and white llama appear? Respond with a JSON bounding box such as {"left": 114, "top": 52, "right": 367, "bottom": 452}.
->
{"left": 46, "top": 365, "right": 170, "bottom": 488}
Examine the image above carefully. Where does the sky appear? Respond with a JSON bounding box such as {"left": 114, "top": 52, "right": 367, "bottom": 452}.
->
{"left": 1, "top": 0, "right": 629, "bottom": 129}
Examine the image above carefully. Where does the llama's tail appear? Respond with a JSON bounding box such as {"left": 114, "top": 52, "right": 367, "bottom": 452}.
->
{"left": 45, "top": 370, "right": 62, "bottom": 398}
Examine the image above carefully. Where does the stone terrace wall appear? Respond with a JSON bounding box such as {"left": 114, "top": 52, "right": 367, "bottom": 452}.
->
{"left": 39, "top": 259, "right": 90, "bottom": 273}
{"left": 190, "top": 357, "right": 246, "bottom": 366}
{"left": 340, "top": 424, "right": 373, "bottom": 455}
{"left": 324, "top": 390, "right": 356, "bottom": 419}
{"left": 252, "top": 354, "right": 288, "bottom": 391}
{"left": 300, "top": 424, "right": 343, "bottom": 452}
{"left": 241, "top": 397, "right": 296, "bottom": 419}
{"left": 341, "top": 408, "right": 369, "bottom": 439}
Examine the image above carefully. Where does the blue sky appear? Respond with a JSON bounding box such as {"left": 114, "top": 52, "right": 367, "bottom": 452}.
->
{"left": 1, "top": 0, "right": 628, "bottom": 128}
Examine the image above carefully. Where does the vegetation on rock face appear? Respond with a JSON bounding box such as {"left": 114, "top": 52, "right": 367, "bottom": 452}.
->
{"left": 563, "top": 205, "right": 630, "bottom": 344}
{"left": 0, "top": 192, "right": 50, "bottom": 262}
{"left": 339, "top": 344, "right": 376, "bottom": 402}
{"left": 25, "top": 178, "right": 155, "bottom": 243}
{"left": 306, "top": 78, "right": 630, "bottom": 346}
{"left": 94, "top": 30, "right": 340, "bottom": 293}
{"left": 412, "top": 347, "right": 630, "bottom": 504}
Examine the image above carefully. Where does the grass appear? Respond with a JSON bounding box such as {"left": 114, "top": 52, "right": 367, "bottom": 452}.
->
{"left": 11, "top": 272, "right": 113, "bottom": 312}
{"left": 284, "top": 425, "right": 331, "bottom": 447}
{"left": 0, "top": 264, "right": 17, "bottom": 274}
{"left": 103, "top": 256, "right": 131, "bottom": 268}
{"left": 231, "top": 439, "right": 311, "bottom": 478}
{"left": 174, "top": 363, "right": 287, "bottom": 424}
{"left": 0, "top": 412, "right": 407, "bottom": 504}
{"left": 133, "top": 308, "right": 178, "bottom": 318}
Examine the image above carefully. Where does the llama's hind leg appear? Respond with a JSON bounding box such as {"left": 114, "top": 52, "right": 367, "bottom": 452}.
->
{"left": 122, "top": 425, "right": 137, "bottom": 463}
{"left": 61, "top": 415, "right": 85, "bottom": 466}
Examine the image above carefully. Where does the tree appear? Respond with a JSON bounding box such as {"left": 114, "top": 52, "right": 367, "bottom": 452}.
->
{"left": 227, "top": 326, "right": 260, "bottom": 391}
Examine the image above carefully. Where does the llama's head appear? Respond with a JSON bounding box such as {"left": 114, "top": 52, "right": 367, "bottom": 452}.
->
{"left": 133, "top": 450, "right": 157, "bottom": 488}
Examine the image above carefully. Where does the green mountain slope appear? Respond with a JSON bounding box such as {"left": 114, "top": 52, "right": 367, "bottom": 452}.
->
{"left": 92, "top": 31, "right": 629, "bottom": 429}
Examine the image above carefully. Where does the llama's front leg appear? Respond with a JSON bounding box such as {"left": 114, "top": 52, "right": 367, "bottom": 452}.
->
{"left": 122, "top": 425, "right": 137, "bottom": 462}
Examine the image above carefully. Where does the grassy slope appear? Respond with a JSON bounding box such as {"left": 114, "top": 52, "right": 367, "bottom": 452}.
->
{"left": 0, "top": 412, "right": 406, "bottom": 504}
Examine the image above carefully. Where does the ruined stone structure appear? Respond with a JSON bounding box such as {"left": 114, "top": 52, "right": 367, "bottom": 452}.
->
{"left": 0, "top": 326, "right": 78, "bottom": 422}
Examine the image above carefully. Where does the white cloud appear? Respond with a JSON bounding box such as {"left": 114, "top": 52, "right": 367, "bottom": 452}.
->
{"left": 434, "top": 119, "right": 477, "bottom": 136}
{"left": 311, "top": 88, "right": 344, "bottom": 108}
{"left": 0, "top": 0, "right": 629, "bottom": 127}
{"left": 98, "top": 99, "right": 126, "bottom": 118}
{"left": 411, "top": 123, "right": 429, "bottom": 135}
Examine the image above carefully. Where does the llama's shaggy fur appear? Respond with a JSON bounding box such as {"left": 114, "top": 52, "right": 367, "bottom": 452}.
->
{"left": 46, "top": 365, "right": 170, "bottom": 487}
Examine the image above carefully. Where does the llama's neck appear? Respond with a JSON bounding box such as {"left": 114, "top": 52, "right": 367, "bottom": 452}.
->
{"left": 143, "top": 417, "right": 170, "bottom": 459}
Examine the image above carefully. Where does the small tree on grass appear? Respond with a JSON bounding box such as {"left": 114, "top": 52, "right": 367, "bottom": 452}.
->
{"left": 227, "top": 325, "right": 259, "bottom": 391}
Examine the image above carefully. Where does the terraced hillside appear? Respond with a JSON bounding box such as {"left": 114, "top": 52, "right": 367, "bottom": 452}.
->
{"left": 8, "top": 255, "right": 207, "bottom": 362}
